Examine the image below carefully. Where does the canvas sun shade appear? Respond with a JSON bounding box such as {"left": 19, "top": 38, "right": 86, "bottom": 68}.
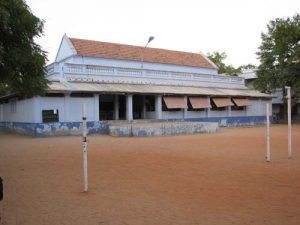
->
{"left": 232, "top": 98, "right": 252, "bottom": 107}
{"left": 212, "top": 98, "right": 234, "bottom": 107}
{"left": 188, "top": 97, "right": 211, "bottom": 109}
{"left": 163, "top": 96, "right": 187, "bottom": 109}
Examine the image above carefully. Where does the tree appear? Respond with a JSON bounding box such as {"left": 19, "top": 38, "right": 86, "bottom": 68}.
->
{"left": 207, "top": 51, "right": 255, "bottom": 75}
{"left": 0, "top": 0, "right": 48, "bottom": 96}
{"left": 254, "top": 14, "right": 300, "bottom": 103}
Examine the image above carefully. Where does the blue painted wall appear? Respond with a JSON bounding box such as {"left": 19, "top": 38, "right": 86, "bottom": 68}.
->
{"left": 0, "top": 116, "right": 269, "bottom": 137}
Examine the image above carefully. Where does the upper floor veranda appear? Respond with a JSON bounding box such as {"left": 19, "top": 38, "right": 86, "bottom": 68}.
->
{"left": 45, "top": 35, "right": 246, "bottom": 89}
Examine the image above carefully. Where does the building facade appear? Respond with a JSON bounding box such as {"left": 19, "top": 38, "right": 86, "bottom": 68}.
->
{"left": 0, "top": 35, "right": 272, "bottom": 136}
{"left": 239, "top": 70, "right": 300, "bottom": 121}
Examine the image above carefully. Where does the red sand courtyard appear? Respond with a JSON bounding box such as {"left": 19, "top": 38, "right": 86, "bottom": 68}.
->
{"left": 0, "top": 124, "right": 300, "bottom": 225}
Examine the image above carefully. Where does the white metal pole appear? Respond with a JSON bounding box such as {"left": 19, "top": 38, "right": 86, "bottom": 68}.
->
{"left": 266, "top": 103, "right": 270, "bottom": 162}
{"left": 82, "top": 103, "right": 88, "bottom": 192}
{"left": 285, "top": 86, "right": 292, "bottom": 158}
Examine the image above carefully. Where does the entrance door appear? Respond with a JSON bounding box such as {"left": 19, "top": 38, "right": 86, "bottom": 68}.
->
{"left": 99, "top": 95, "right": 114, "bottom": 120}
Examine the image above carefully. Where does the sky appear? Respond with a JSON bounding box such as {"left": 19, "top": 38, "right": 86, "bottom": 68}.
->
{"left": 26, "top": 0, "right": 299, "bottom": 67}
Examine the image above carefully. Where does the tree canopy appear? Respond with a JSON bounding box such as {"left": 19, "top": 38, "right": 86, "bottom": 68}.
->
{"left": 0, "top": 0, "right": 48, "bottom": 96}
{"left": 254, "top": 14, "right": 300, "bottom": 101}
{"left": 207, "top": 51, "right": 256, "bottom": 76}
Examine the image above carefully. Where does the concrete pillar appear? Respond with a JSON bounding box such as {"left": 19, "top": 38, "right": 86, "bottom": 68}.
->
{"left": 142, "top": 95, "right": 146, "bottom": 119}
{"left": 183, "top": 96, "right": 188, "bottom": 119}
{"left": 155, "top": 95, "right": 162, "bottom": 120}
{"left": 64, "top": 93, "right": 71, "bottom": 122}
{"left": 227, "top": 106, "right": 232, "bottom": 117}
{"left": 94, "top": 94, "right": 99, "bottom": 121}
{"left": 114, "top": 95, "right": 119, "bottom": 120}
{"left": 33, "top": 96, "right": 41, "bottom": 123}
{"left": 126, "top": 94, "right": 133, "bottom": 121}
{"left": 206, "top": 97, "right": 211, "bottom": 118}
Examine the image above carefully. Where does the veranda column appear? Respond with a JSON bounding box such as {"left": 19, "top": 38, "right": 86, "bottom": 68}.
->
{"left": 155, "top": 95, "right": 162, "bottom": 120}
{"left": 114, "top": 95, "right": 119, "bottom": 120}
{"left": 206, "top": 97, "right": 211, "bottom": 118}
{"left": 94, "top": 94, "right": 99, "bottom": 121}
{"left": 183, "top": 96, "right": 188, "bottom": 119}
{"left": 227, "top": 106, "right": 232, "bottom": 117}
{"left": 126, "top": 94, "right": 133, "bottom": 121}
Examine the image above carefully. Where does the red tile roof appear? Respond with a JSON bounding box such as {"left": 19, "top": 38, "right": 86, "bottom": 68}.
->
{"left": 69, "top": 37, "right": 216, "bottom": 69}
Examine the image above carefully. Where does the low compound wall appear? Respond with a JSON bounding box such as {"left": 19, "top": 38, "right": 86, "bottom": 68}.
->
{"left": 0, "top": 116, "right": 269, "bottom": 137}
{"left": 0, "top": 121, "right": 109, "bottom": 137}
{"left": 183, "top": 116, "right": 270, "bottom": 127}
{"left": 109, "top": 121, "right": 219, "bottom": 137}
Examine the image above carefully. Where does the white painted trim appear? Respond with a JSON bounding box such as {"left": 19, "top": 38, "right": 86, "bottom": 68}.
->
{"left": 55, "top": 34, "right": 77, "bottom": 62}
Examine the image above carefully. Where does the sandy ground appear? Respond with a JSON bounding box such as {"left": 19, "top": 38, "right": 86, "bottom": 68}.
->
{"left": 0, "top": 125, "right": 300, "bottom": 225}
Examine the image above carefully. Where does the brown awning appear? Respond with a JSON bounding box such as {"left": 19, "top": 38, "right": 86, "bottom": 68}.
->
{"left": 163, "top": 96, "right": 187, "bottom": 109}
{"left": 189, "top": 97, "right": 211, "bottom": 109}
{"left": 212, "top": 98, "right": 234, "bottom": 107}
{"left": 232, "top": 98, "right": 252, "bottom": 107}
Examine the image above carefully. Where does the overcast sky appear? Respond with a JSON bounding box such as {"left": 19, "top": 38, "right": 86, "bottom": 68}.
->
{"left": 26, "top": 0, "right": 299, "bottom": 67}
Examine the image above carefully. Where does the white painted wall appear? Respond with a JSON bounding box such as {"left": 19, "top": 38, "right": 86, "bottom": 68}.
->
{"left": 247, "top": 99, "right": 272, "bottom": 116}
{"left": 67, "top": 55, "right": 218, "bottom": 75}
{"left": 1, "top": 98, "right": 36, "bottom": 122}
{"left": 0, "top": 96, "right": 272, "bottom": 124}
{"left": 2, "top": 95, "right": 99, "bottom": 123}
{"left": 68, "top": 97, "right": 96, "bottom": 122}
{"left": 186, "top": 110, "right": 206, "bottom": 118}
{"left": 209, "top": 109, "right": 228, "bottom": 117}
{"left": 162, "top": 111, "right": 184, "bottom": 119}
{"left": 231, "top": 109, "right": 246, "bottom": 117}
{"left": 40, "top": 97, "right": 66, "bottom": 122}
{"left": 55, "top": 35, "right": 76, "bottom": 62}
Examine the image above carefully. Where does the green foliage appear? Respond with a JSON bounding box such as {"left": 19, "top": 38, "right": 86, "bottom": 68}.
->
{"left": 239, "top": 64, "right": 256, "bottom": 70}
{"left": 0, "top": 0, "right": 48, "bottom": 96}
{"left": 207, "top": 51, "right": 255, "bottom": 76}
{"left": 254, "top": 14, "right": 300, "bottom": 101}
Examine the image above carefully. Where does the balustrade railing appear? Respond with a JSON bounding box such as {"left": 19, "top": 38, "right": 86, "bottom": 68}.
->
{"left": 47, "top": 63, "right": 245, "bottom": 86}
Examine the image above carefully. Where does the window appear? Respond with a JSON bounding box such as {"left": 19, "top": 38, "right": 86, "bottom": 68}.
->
{"left": 42, "top": 109, "right": 59, "bottom": 123}
{"left": 231, "top": 105, "right": 245, "bottom": 111}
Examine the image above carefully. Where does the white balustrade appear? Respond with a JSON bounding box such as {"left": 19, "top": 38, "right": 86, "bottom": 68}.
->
{"left": 65, "top": 64, "right": 84, "bottom": 73}
{"left": 46, "top": 63, "right": 59, "bottom": 76}
{"left": 46, "top": 63, "right": 245, "bottom": 86}
{"left": 117, "top": 68, "right": 142, "bottom": 76}
{"left": 86, "top": 65, "right": 114, "bottom": 75}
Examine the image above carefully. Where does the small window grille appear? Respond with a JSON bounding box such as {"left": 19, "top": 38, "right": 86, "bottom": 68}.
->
{"left": 42, "top": 109, "right": 59, "bottom": 123}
